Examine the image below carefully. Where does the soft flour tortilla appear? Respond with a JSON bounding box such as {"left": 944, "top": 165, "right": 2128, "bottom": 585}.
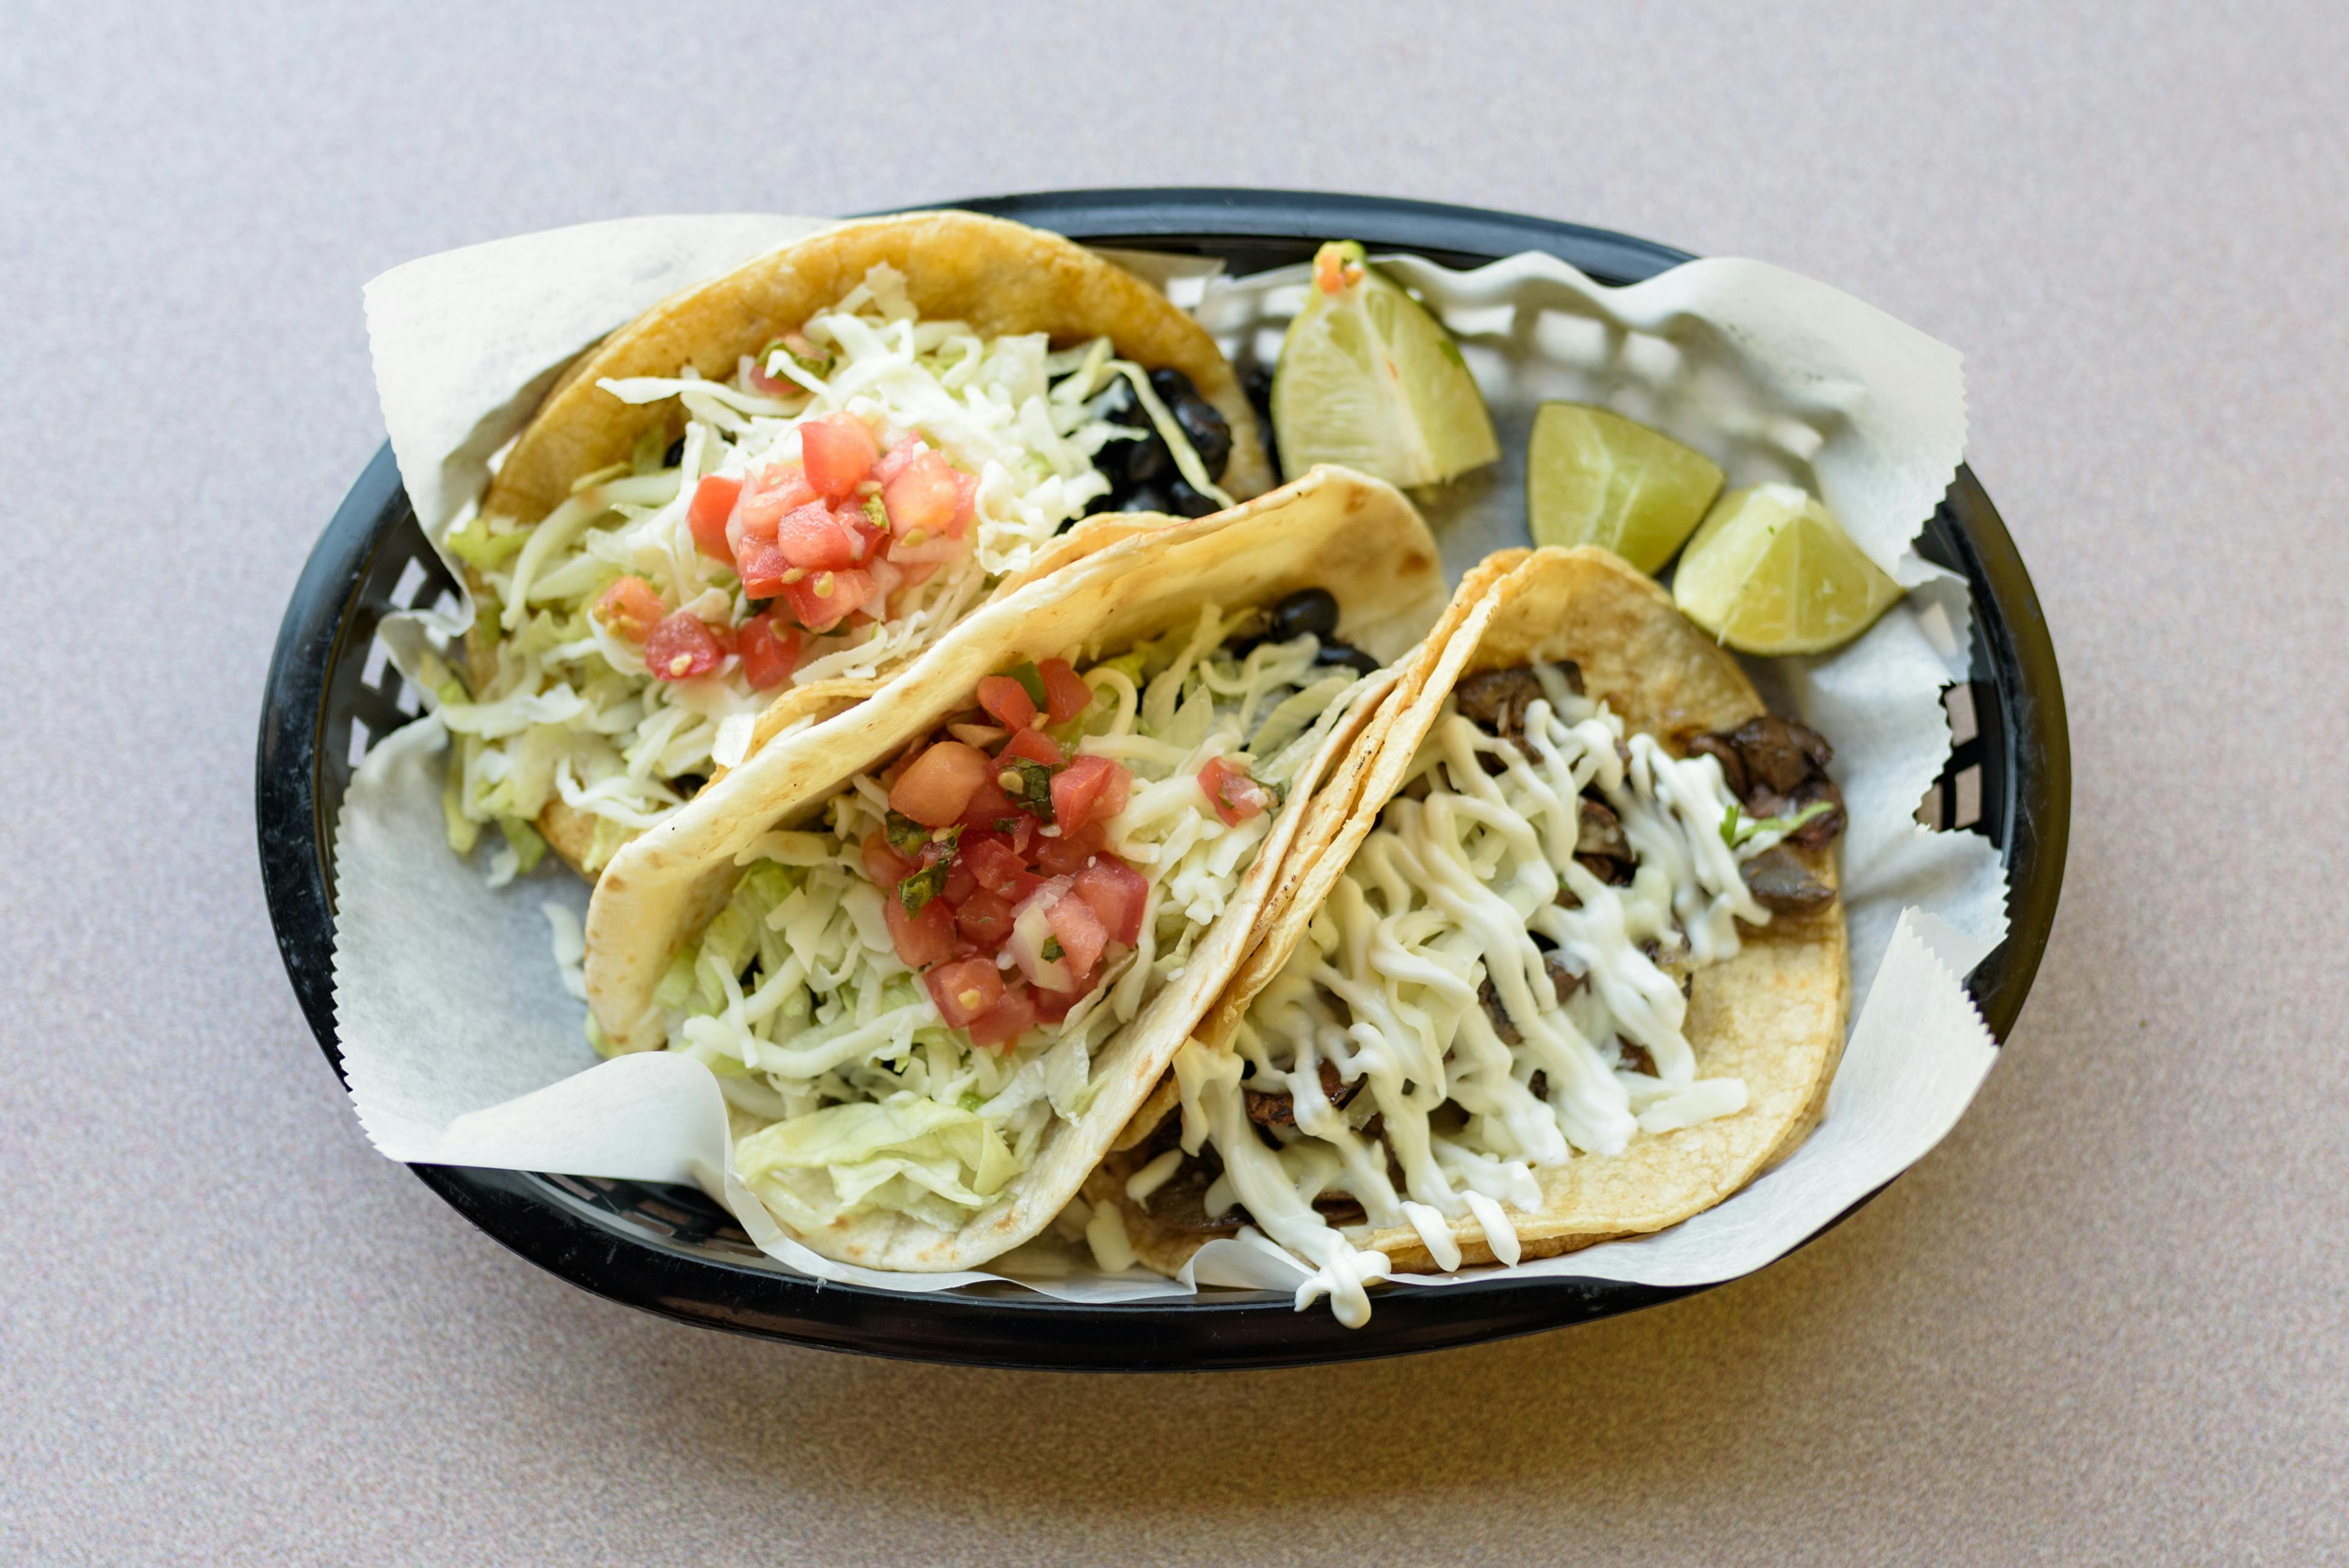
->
{"left": 582, "top": 467, "right": 1446, "bottom": 1271}
{"left": 469, "top": 210, "right": 1271, "bottom": 872}
{"left": 1093, "top": 545, "right": 1852, "bottom": 1276}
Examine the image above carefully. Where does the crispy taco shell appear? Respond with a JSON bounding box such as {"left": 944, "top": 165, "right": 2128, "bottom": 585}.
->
{"left": 582, "top": 467, "right": 1445, "bottom": 1272}
{"left": 1093, "top": 545, "right": 1852, "bottom": 1276}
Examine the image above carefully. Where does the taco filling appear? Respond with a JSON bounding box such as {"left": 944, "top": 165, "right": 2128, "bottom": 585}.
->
{"left": 1106, "top": 661, "right": 1845, "bottom": 1323}
{"left": 431, "top": 262, "right": 1237, "bottom": 880}
{"left": 643, "top": 594, "right": 1372, "bottom": 1238}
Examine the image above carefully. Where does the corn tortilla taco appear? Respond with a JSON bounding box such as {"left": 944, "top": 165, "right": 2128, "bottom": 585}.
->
{"left": 580, "top": 468, "right": 1445, "bottom": 1273}
{"left": 1085, "top": 547, "right": 1852, "bottom": 1323}
{"left": 430, "top": 211, "right": 1271, "bottom": 879}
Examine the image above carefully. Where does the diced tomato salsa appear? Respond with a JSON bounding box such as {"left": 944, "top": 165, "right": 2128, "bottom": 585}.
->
{"left": 861, "top": 668, "right": 1192, "bottom": 1054}
{"left": 1038, "top": 658, "right": 1091, "bottom": 724}
{"left": 688, "top": 475, "right": 743, "bottom": 560}
{"left": 596, "top": 576, "right": 666, "bottom": 642}
{"left": 799, "top": 413, "right": 879, "bottom": 498}
{"left": 777, "top": 566, "right": 877, "bottom": 634}
{"left": 1198, "top": 756, "right": 1274, "bottom": 825}
{"left": 975, "top": 674, "right": 1037, "bottom": 731}
{"left": 924, "top": 957, "right": 1003, "bottom": 1029}
{"left": 1051, "top": 755, "right": 1128, "bottom": 835}
{"left": 684, "top": 415, "right": 985, "bottom": 655}
{"left": 736, "top": 612, "right": 800, "bottom": 690}
{"left": 590, "top": 414, "right": 995, "bottom": 712}
{"left": 645, "top": 612, "right": 726, "bottom": 681}
{"left": 998, "top": 726, "right": 1063, "bottom": 769}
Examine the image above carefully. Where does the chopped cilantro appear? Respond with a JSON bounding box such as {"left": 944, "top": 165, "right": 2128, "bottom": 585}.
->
{"left": 1722, "top": 798, "right": 1834, "bottom": 849}
{"left": 1041, "top": 937, "right": 1065, "bottom": 962}
{"left": 895, "top": 825, "right": 963, "bottom": 914}
{"left": 899, "top": 860, "right": 949, "bottom": 914}
{"left": 1004, "top": 757, "right": 1057, "bottom": 822}
{"left": 885, "top": 810, "right": 931, "bottom": 855}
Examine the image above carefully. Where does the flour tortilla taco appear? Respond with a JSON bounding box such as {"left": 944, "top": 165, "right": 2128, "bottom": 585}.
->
{"left": 1084, "top": 546, "right": 1853, "bottom": 1323}
{"left": 580, "top": 468, "right": 1446, "bottom": 1273}
{"left": 427, "top": 210, "right": 1272, "bottom": 880}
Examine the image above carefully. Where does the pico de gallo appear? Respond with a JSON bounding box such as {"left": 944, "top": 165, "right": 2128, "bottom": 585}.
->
{"left": 428, "top": 262, "right": 1234, "bottom": 882}
{"left": 634, "top": 599, "right": 1375, "bottom": 1238}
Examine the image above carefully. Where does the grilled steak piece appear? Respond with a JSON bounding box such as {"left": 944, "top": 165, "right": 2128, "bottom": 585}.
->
{"left": 1478, "top": 956, "right": 1587, "bottom": 1044}
{"left": 1456, "top": 661, "right": 1581, "bottom": 740}
{"left": 1740, "top": 845, "right": 1838, "bottom": 912}
{"left": 1692, "top": 713, "right": 1846, "bottom": 848}
{"left": 1243, "top": 1058, "right": 1360, "bottom": 1130}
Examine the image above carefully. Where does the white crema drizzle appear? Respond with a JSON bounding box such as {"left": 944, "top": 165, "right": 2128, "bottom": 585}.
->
{"left": 1169, "top": 667, "right": 1789, "bottom": 1325}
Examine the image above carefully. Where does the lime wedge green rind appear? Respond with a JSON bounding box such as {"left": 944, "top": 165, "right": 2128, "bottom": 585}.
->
{"left": 1271, "top": 241, "right": 1499, "bottom": 490}
{"left": 1525, "top": 402, "right": 1724, "bottom": 573}
{"left": 1671, "top": 483, "right": 1903, "bottom": 655}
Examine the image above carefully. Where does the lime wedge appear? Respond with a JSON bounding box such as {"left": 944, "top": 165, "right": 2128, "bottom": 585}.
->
{"left": 1271, "top": 241, "right": 1499, "bottom": 488}
{"left": 1526, "top": 403, "right": 1724, "bottom": 573}
{"left": 1672, "top": 483, "right": 1904, "bottom": 654}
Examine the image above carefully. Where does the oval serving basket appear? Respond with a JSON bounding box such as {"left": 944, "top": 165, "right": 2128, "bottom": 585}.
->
{"left": 257, "top": 189, "right": 2069, "bottom": 1370}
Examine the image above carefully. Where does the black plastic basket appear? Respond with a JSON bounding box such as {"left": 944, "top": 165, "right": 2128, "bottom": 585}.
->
{"left": 257, "top": 190, "right": 2069, "bottom": 1370}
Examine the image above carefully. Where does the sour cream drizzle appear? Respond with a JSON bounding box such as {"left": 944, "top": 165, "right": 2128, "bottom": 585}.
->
{"left": 1173, "top": 669, "right": 1783, "bottom": 1313}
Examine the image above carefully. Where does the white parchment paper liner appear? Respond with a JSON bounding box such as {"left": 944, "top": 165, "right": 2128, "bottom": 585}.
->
{"left": 334, "top": 216, "right": 2010, "bottom": 1311}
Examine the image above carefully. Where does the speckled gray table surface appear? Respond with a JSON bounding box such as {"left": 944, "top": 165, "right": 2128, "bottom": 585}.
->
{"left": 5, "top": 2, "right": 2345, "bottom": 1563}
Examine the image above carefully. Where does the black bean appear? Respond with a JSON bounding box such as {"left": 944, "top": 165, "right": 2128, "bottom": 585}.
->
{"left": 1112, "top": 428, "right": 1171, "bottom": 490}
{"left": 1087, "top": 379, "right": 1171, "bottom": 510}
{"left": 1149, "top": 368, "right": 1232, "bottom": 480}
{"left": 1243, "top": 362, "right": 1280, "bottom": 477}
{"left": 1242, "top": 362, "right": 1275, "bottom": 420}
{"left": 1166, "top": 478, "right": 1219, "bottom": 517}
{"left": 1314, "top": 639, "right": 1381, "bottom": 677}
{"left": 1268, "top": 588, "right": 1340, "bottom": 641}
{"left": 1118, "top": 483, "right": 1172, "bottom": 516}
{"left": 662, "top": 437, "right": 685, "bottom": 468}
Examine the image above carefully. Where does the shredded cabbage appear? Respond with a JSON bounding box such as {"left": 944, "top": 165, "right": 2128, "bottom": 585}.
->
{"left": 672, "top": 611, "right": 1364, "bottom": 1235}
{"left": 439, "top": 263, "right": 1204, "bottom": 874}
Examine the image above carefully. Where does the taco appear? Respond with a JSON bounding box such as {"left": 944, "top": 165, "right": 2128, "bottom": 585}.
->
{"left": 580, "top": 468, "right": 1447, "bottom": 1272}
{"left": 1083, "top": 546, "right": 1853, "bottom": 1323}
{"left": 428, "top": 210, "right": 1271, "bottom": 880}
